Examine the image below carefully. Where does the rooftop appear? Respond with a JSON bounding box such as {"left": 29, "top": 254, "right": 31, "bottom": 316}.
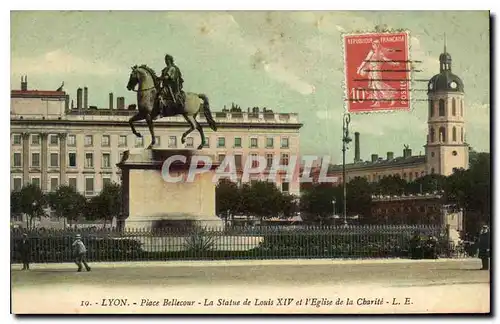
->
{"left": 328, "top": 155, "right": 426, "bottom": 172}
{"left": 11, "top": 90, "right": 66, "bottom": 98}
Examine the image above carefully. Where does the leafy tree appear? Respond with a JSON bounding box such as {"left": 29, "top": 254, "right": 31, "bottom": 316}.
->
{"left": 346, "top": 176, "right": 373, "bottom": 222}
{"left": 12, "top": 183, "right": 47, "bottom": 229}
{"left": 279, "top": 193, "right": 299, "bottom": 218}
{"left": 47, "top": 185, "right": 87, "bottom": 226}
{"left": 300, "top": 183, "right": 341, "bottom": 223}
{"left": 373, "top": 175, "right": 407, "bottom": 195}
{"left": 84, "top": 182, "right": 122, "bottom": 228}
{"left": 11, "top": 190, "right": 22, "bottom": 218}
{"left": 406, "top": 174, "right": 447, "bottom": 194}
{"left": 446, "top": 152, "right": 490, "bottom": 234}
{"left": 215, "top": 179, "right": 240, "bottom": 216}
{"left": 245, "top": 181, "right": 284, "bottom": 221}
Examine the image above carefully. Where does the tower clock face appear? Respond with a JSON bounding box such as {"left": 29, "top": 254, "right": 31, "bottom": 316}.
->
{"left": 450, "top": 81, "right": 457, "bottom": 89}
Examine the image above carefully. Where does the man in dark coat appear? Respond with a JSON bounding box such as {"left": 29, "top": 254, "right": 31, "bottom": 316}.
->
{"left": 477, "top": 225, "right": 490, "bottom": 270}
{"left": 19, "top": 233, "right": 31, "bottom": 270}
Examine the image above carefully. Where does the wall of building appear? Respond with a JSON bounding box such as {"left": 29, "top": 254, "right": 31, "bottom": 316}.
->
{"left": 11, "top": 100, "right": 302, "bottom": 197}
{"left": 11, "top": 97, "right": 66, "bottom": 117}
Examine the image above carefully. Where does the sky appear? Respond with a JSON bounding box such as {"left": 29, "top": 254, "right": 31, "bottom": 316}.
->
{"left": 10, "top": 11, "right": 490, "bottom": 163}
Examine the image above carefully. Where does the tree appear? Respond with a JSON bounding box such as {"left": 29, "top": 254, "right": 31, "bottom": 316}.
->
{"left": 446, "top": 152, "right": 490, "bottom": 234}
{"left": 407, "top": 174, "right": 447, "bottom": 194}
{"left": 245, "top": 181, "right": 284, "bottom": 221}
{"left": 374, "top": 175, "right": 407, "bottom": 195}
{"left": 215, "top": 180, "right": 240, "bottom": 216}
{"left": 279, "top": 193, "right": 299, "bottom": 218}
{"left": 346, "top": 177, "right": 373, "bottom": 222}
{"left": 300, "top": 183, "right": 340, "bottom": 223}
{"left": 11, "top": 190, "right": 22, "bottom": 219}
{"left": 47, "top": 185, "right": 87, "bottom": 226}
{"left": 85, "top": 182, "right": 122, "bottom": 228}
{"left": 13, "top": 183, "right": 47, "bottom": 229}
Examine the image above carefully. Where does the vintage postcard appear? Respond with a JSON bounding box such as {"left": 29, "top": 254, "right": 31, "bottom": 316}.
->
{"left": 9, "top": 10, "right": 490, "bottom": 315}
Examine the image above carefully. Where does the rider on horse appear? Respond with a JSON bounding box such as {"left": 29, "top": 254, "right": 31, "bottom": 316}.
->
{"left": 158, "top": 54, "right": 185, "bottom": 116}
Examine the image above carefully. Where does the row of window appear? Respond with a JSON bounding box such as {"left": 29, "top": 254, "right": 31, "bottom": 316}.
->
{"left": 217, "top": 153, "right": 291, "bottom": 167}
{"left": 12, "top": 151, "right": 293, "bottom": 169}
{"left": 429, "top": 98, "right": 464, "bottom": 118}
{"left": 429, "top": 126, "right": 464, "bottom": 143}
{"left": 11, "top": 176, "right": 110, "bottom": 196}
{"left": 12, "top": 133, "right": 291, "bottom": 149}
{"left": 12, "top": 151, "right": 115, "bottom": 169}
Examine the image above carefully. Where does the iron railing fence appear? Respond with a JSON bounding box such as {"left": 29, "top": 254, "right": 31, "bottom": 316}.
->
{"left": 11, "top": 224, "right": 465, "bottom": 263}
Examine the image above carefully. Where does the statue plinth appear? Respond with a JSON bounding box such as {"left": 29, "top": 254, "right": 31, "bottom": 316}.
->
{"left": 117, "top": 148, "right": 223, "bottom": 230}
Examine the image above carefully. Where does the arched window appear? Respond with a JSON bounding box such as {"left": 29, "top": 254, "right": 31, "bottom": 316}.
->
{"left": 439, "top": 99, "right": 445, "bottom": 116}
{"left": 461, "top": 128, "right": 464, "bottom": 142}
{"left": 452, "top": 98, "right": 456, "bottom": 116}
{"left": 461, "top": 100, "right": 464, "bottom": 116}
{"left": 439, "top": 127, "right": 446, "bottom": 142}
{"left": 452, "top": 127, "right": 457, "bottom": 142}
{"left": 430, "top": 128, "right": 435, "bottom": 142}
{"left": 429, "top": 100, "right": 434, "bottom": 117}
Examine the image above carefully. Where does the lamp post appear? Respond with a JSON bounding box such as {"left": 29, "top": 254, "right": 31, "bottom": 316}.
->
{"left": 30, "top": 201, "right": 37, "bottom": 230}
{"left": 332, "top": 199, "right": 336, "bottom": 217}
{"left": 332, "top": 198, "right": 336, "bottom": 226}
{"left": 342, "top": 113, "right": 352, "bottom": 226}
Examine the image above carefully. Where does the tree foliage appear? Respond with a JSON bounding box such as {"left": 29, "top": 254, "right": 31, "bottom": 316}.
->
{"left": 215, "top": 180, "right": 298, "bottom": 220}
{"left": 298, "top": 152, "right": 490, "bottom": 234}
{"left": 47, "top": 185, "right": 87, "bottom": 225}
{"left": 10, "top": 183, "right": 47, "bottom": 229}
{"left": 84, "top": 182, "right": 122, "bottom": 226}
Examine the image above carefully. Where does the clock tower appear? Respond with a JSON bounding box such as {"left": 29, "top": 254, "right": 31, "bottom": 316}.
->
{"left": 425, "top": 40, "right": 469, "bottom": 176}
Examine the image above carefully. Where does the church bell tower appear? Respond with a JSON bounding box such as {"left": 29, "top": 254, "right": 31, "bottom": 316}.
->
{"left": 425, "top": 37, "right": 469, "bottom": 176}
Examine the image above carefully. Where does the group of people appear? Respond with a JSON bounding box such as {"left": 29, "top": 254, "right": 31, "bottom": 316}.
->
{"left": 18, "top": 233, "right": 91, "bottom": 272}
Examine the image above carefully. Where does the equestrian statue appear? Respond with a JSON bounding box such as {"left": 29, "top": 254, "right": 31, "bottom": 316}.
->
{"left": 126, "top": 54, "right": 217, "bottom": 150}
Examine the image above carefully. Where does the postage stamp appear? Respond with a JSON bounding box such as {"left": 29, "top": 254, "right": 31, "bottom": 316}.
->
{"left": 343, "top": 31, "right": 411, "bottom": 114}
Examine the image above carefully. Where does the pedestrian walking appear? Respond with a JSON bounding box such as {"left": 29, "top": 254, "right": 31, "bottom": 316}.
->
{"left": 72, "top": 234, "right": 91, "bottom": 272}
{"left": 19, "top": 233, "right": 31, "bottom": 270}
{"left": 476, "top": 225, "right": 490, "bottom": 270}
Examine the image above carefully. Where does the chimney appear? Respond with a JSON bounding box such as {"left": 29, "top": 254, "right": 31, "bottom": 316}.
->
{"left": 117, "top": 97, "right": 125, "bottom": 110}
{"left": 83, "top": 87, "right": 88, "bottom": 109}
{"left": 387, "top": 152, "right": 394, "bottom": 160}
{"left": 354, "top": 132, "right": 361, "bottom": 162}
{"left": 403, "top": 148, "right": 412, "bottom": 158}
{"left": 109, "top": 93, "right": 114, "bottom": 110}
{"left": 371, "top": 154, "right": 378, "bottom": 162}
{"left": 76, "top": 88, "right": 83, "bottom": 110}
{"left": 65, "top": 95, "right": 70, "bottom": 111}
{"left": 21, "top": 76, "right": 27, "bottom": 91}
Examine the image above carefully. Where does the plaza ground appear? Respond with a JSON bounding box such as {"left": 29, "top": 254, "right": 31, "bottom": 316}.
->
{"left": 11, "top": 258, "right": 490, "bottom": 314}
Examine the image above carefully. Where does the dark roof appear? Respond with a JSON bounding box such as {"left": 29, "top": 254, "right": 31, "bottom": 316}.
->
{"left": 11, "top": 90, "right": 66, "bottom": 98}
{"left": 428, "top": 50, "right": 464, "bottom": 93}
{"left": 428, "top": 71, "right": 464, "bottom": 93}
{"left": 328, "top": 155, "right": 426, "bottom": 172}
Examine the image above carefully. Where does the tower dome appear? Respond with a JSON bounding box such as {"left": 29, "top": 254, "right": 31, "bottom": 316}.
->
{"left": 428, "top": 39, "right": 464, "bottom": 93}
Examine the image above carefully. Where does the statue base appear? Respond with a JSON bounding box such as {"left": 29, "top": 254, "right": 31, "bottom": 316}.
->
{"left": 117, "top": 148, "right": 223, "bottom": 230}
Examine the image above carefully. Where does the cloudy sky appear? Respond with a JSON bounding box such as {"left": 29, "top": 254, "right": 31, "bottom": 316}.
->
{"left": 10, "top": 11, "right": 490, "bottom": 163}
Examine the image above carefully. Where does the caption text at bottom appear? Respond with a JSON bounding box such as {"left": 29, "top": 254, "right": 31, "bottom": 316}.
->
{"left": 80, "top": 297, "right": 414, "bottom": 308}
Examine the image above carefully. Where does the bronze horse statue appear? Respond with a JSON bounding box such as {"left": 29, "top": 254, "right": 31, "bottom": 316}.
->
{"left": 126, "top": 65, "right": 217, "bottom": 149}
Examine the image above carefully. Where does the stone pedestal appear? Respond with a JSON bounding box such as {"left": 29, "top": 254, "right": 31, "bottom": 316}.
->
{"left": 117, "top": 149, "right": 223, "bottom": 230}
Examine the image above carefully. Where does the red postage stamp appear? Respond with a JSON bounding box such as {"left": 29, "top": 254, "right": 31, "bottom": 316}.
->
{"left": 343, "top": 31, "right": 411, "bottom": 114}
